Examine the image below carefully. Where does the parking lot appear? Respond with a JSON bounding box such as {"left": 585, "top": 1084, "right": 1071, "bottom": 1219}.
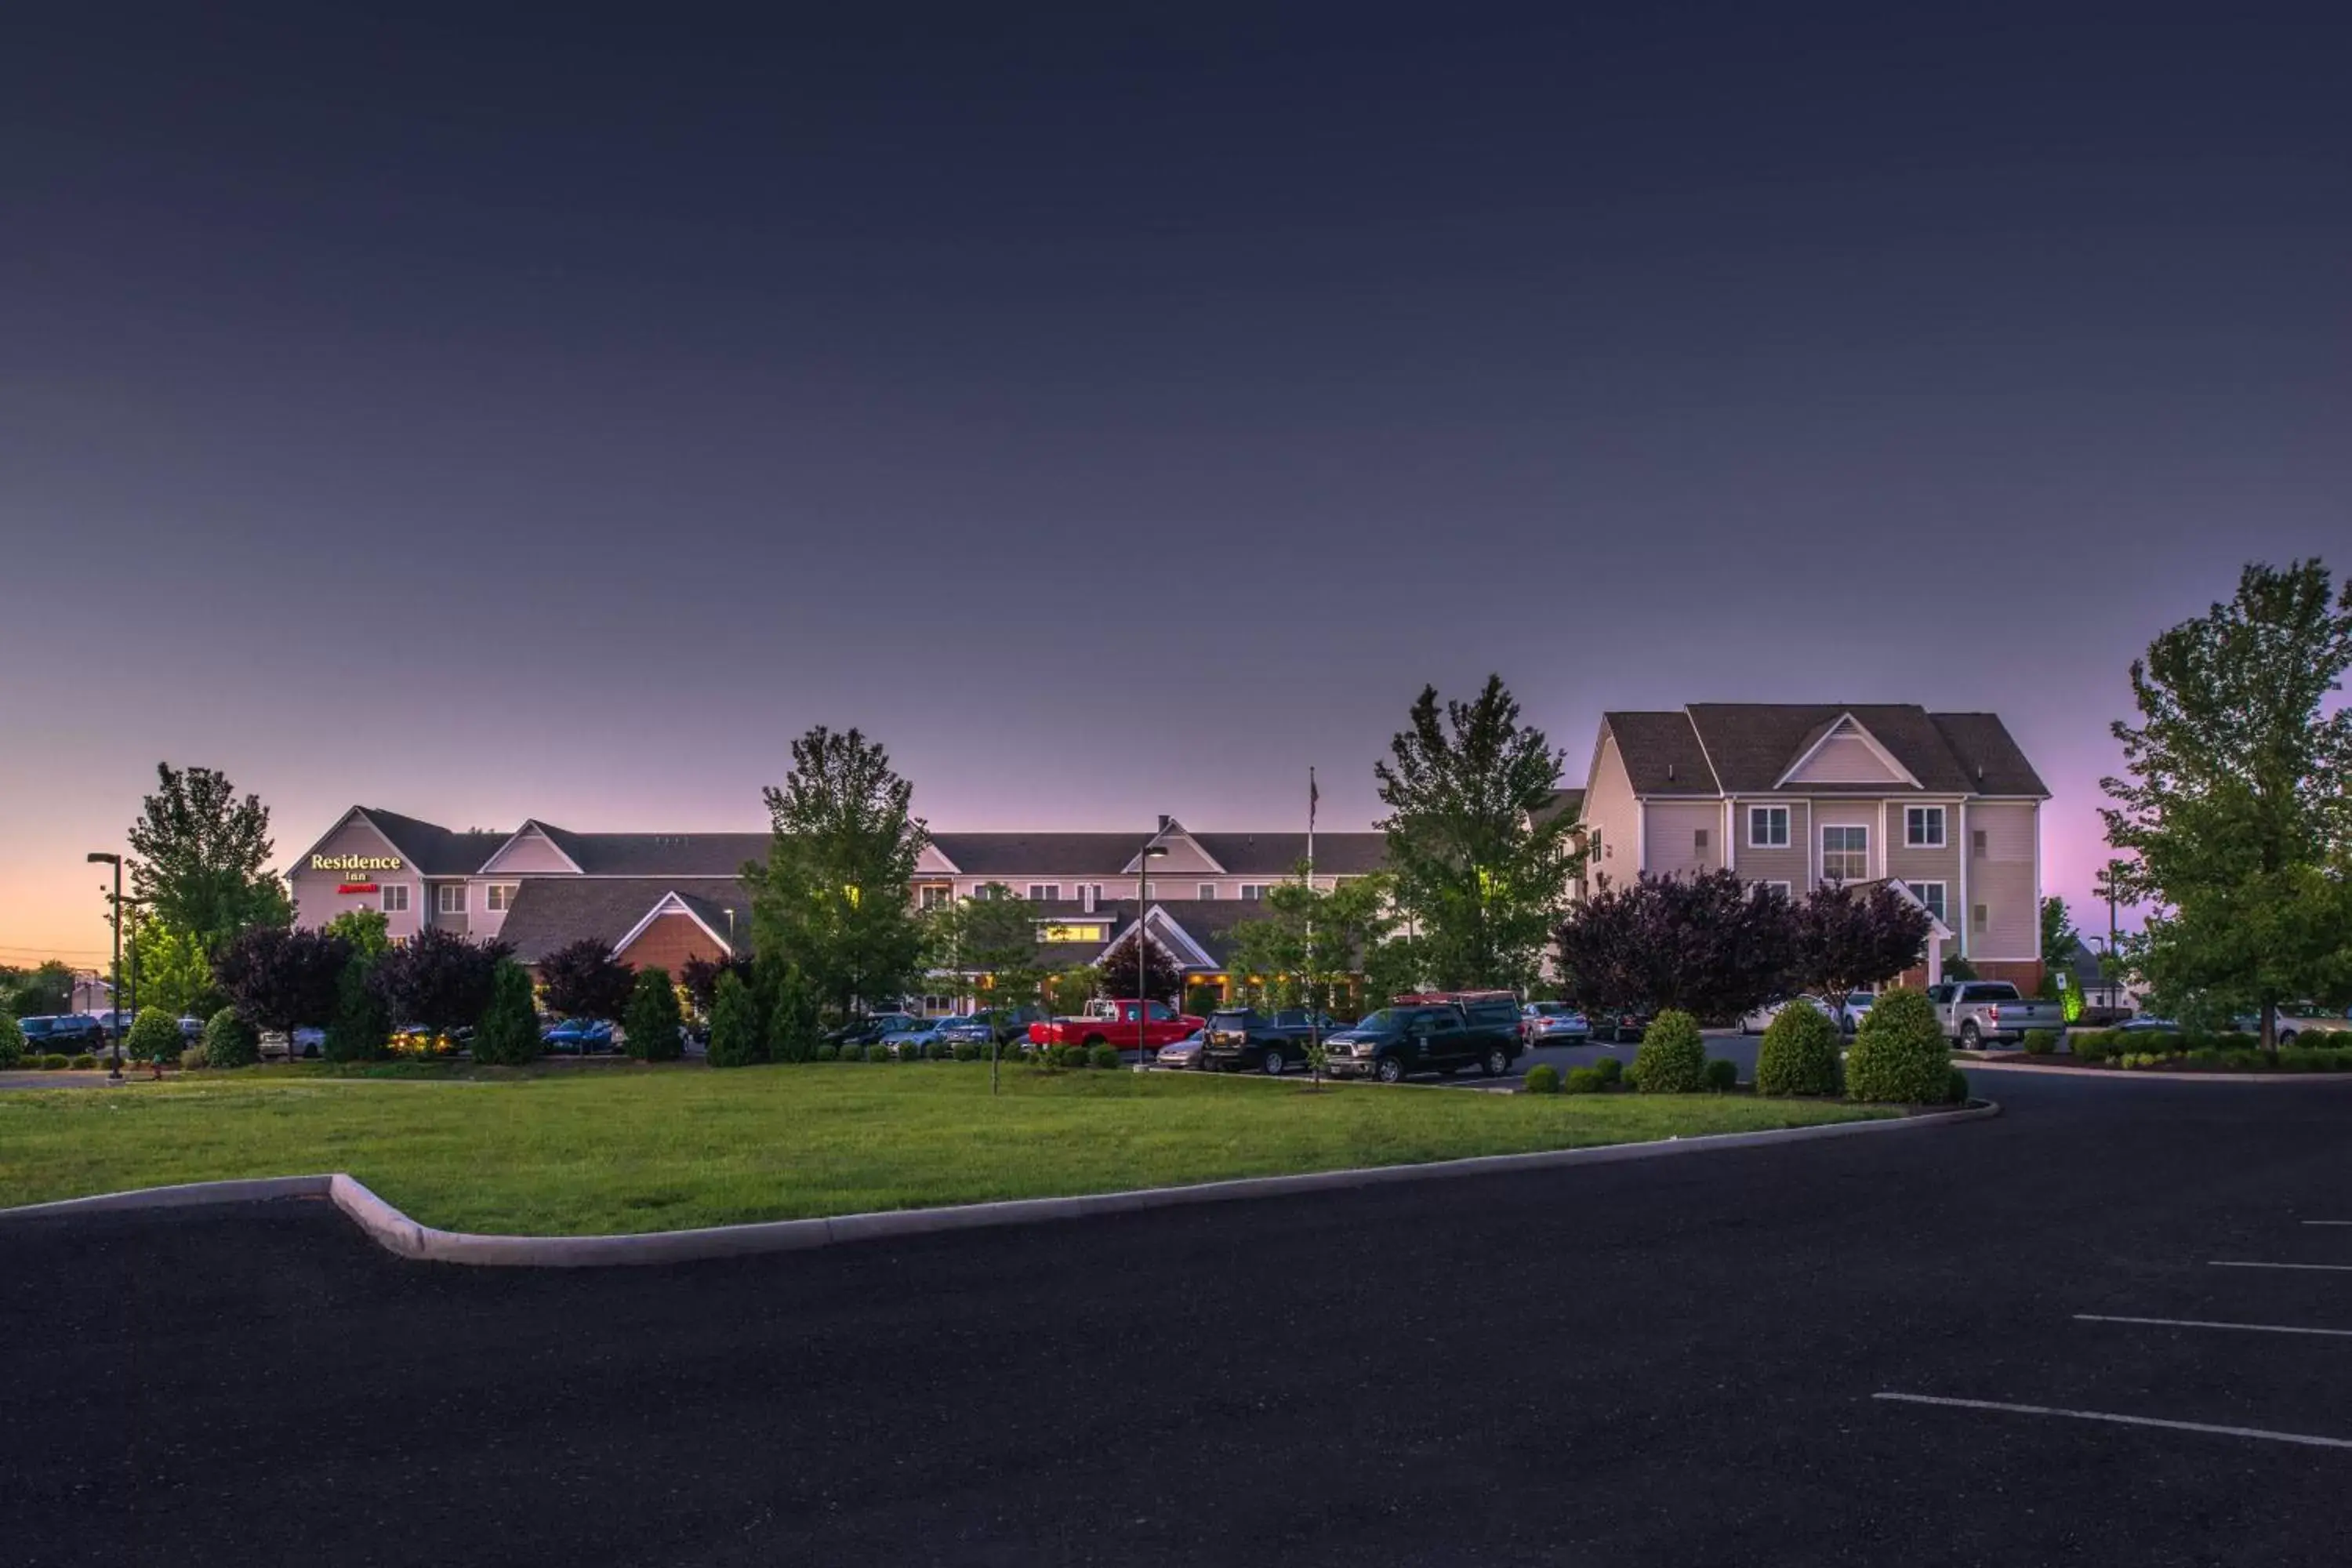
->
{"left": 6, "top": 1069, "right": 2351, "bottom": 1565}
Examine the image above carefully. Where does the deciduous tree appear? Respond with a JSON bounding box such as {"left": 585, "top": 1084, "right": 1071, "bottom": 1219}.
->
{"left": 212, "top": 926, "right": 350, "bottom": 1045}
{"left": 1374, "top": 676, "right": 1582, "bottom": 990}
{"left": 1791, "top": 883, "right": 1934, "bottom": 1004}
{"left": 2102, "top": 559, "right": 2352, "bottom": 1049}
{"left": 1099, "top": 927, "right": 1181, "bottom": 1003}
{"left": 747, "top": 726, "right": 930, "bottom": 1020}
{"left": 1554, "top": 871, "right": 1795, "bottom": 1020}
{"left": 129, "top": 916, "right": 220, "bottom": 1018}
{"left": 125, "top": 763, "right": 292, "bottom": 953}
{"left": 471, "top": 960, "right": 544, "bottom": 1067}
{"left": 4, "top": 960, "right": 77, "bottom": 1018}
{"left": 372, "top": 927, "right": 510, "bottom": 1036}
{"left": 539, "top": 937, "right": 636, "bottom": 1022}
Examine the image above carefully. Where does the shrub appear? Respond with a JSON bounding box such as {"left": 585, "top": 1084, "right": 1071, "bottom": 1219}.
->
{"left": 767, "top": 964, "right": 821, "bottom": 1064}
{"left": 1755, "top": 1001, "right": 1841, "bottom": 1097}
{"left": 1944, "top": 1066, "right": 1972, "bottom": 1104}
{"left": 1523, "top": 1064, "right": 1561, "bottom": 1095}
{"left": 471, "top": 960, "right": 544, "bottom": 1067}
{"left": 864, "top": 1043, "right": 891, "bottom": 1063}
{"left": 953, "top": 1040, "right": 982, "bottom": 1062}
{"left": 325, "top": 959, "right": 392, "bottom": 1062}
{"left": 179, "top": 1046, "right": 205, "bottom": 1072}
{"left": 40, "top": 1054, "right": 69, "bottom": 1070}
{"left": 814, "top": 1043, "right": 840, "bottom": 1062}
{"left": 924, "top": 1039, "right": 953, "bottom": 1061}
{"left": 1628, "top": 1011, "right": 1707, "bottom": 1093}
{"left": 68, "top": 1054, "right": 97, "bottom": 1071}
{"left": 706, "top": 971, "right": 764, "bottom": 1069}
{"left": 1563, "top": 1066, "right": 1605, "bottom": 1094}
{"left": 1592, "top": 1055, "right": 1623, "bottom": 1086}
{"left": 1087, "top": 1044, "right": 1121, "bottom": 1070}
{"left": 2022, "top": 1029, "right": 2057, "bottom": 1056}
{"left": 125, "top": 1007, "right": 183, "bottom": 1065}
{"left": 2279, "top": 1047, "right": 2352, "bottom": 1073}
{"left": 0, "top": 1011, "right": 23, "bottom": 1068}
{"left": 622, "top": 967, "right": 684, "bottom": 1062}
{"left": 1703, "top": 1058, "right": 1738, "bottom": 1093}
{"left": 202, "top": 1007, "right": 260, "bottom": 1069}
{"left": 1843, "top": 988, "right": 1953, "bottom": 1104}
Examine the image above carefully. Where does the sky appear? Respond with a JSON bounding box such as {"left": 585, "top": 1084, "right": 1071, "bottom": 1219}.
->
{"left": 3, "top": 2, "right": 2348, "bottom": 965}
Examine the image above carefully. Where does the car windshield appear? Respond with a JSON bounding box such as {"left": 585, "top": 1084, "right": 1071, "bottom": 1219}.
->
{"left": 1208, "top": 1011, "right": 1255, "bottom": 1027}
{"left": 1354, "top": 1010, "right": 1397, "bottom": 1031}
{"left": 1528, "top": 1003, "right": 1566, "bottom": 1016}
{"left": 1847, "top": 993, "right": 1874, "bottom": 1007}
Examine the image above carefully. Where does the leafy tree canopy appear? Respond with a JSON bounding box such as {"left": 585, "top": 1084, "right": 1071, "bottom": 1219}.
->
{"left": 3, "top": 960, "right": 76, "bottom": 1018}
{"left": 748, "top": 726, "right": 930, "bottom": 1019}
{"left": 1792, "top": 883, "right": 1934, "bottom": 1004}
{"left": 324, "top": 909, "right": 392, "bottom": 963}
{"left": 1098, "top": 927, "right": 1181, "bottom": 1004}
{"left": 1555, "top": 870, "right": 1795, "bottom": 1019}
{"left": 1225, "top": 872, "right": 1395, "bottom": 1015}
{"left": 1374, "top": 676, "right": 1581, "bottom": 991}
{"left": 125, "top": 763, "right": 292, "bottom": 953}
{"left": 372, "top": 927, "right": 510, "bottom": 1035}
{"left": 2102, "top": 559, "right": 2352, "bottom": 1044}
{"left": 539, "top": 936, "right": 637, "bottom": 1022}
{"left": 129, "top": 916, "right": 220, "bottom": 1018}
{"left": 924, "top": 884, "right": 1044, "bottom": 1010}
{"left": 213, "top": 926, "right": 350, "bottom": 1036}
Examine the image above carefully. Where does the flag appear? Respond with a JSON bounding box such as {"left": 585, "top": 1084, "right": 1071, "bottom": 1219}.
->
{"left": 1308, "top": 767, "right": 1319, "bottom": 829}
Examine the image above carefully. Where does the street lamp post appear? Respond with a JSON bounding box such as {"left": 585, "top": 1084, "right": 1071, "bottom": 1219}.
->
{"left": 87, "top": 852, "right": 123, "bottom": 1081}
{"left": 1133, "top": 840, "right": 1168, "bottom": 1073}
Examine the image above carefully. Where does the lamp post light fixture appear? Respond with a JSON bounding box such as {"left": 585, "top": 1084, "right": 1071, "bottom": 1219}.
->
{"left": 1133, "top": 840, "right": 1169, "bottom": 1073}
{"left": 86, "top": 852, "right": 124, "bottom": 1081}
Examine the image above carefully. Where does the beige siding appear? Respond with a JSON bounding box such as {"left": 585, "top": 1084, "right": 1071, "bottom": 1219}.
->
{"left": 1730, "top": 799, "right": 1811, "bottom": 892}
{"left": 1969, "top": 801, "right": 2038, "bottom": 959}
{"left": 478, "top": 829, "right": 578, "bottom": 874}
{"left": 1883, "top": 800, "right": 1962, "bottom": 920}
{"left": 426, "top": 881, "right": 471, "bottom": 936}
{"left": 290, "top": 815, "right": 423, "bottom": 941}
{"left": 1784, "top": 729, "right": 1908, "bottom": 788}
{"left": 1643, "top": 800, "right": 1724, "bottom": 880}
{"left": 469, "top": 881, "right": 524, "bottom": 942}
{"left": 1579, "top": 732, "right": 1642, "bottom": 895}
{"left": 1811, "top": 802, "right": 1878, "bottom": 883}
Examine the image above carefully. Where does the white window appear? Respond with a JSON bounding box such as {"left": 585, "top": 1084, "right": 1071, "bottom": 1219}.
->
{"left": 1905, "top": 806, "right": 1947, "bottom": 848}
{"left": 1972, "top": 829, "right": 1988, "bottom": 858}
{"left": 1143, "top": 881, "right": 1157, "bottom": 899}
{"left": 1913, "top": 880, "right": 1947, "bottom": 924}
{"left": 1027, "top": 884, "right": 1059, "bottom": 903}
{"left": 1198, "top": 883, "right": 1218, "bottom": 900}
{"left": 436, "top": 884, "right": 466, "bottom": 916}
{"left": 920, "top": 885, "right": 949, "bottom": 909}
{"left": 485, "top": 884, "right": 519, "bottom": 913}
{"left": 1821, "top": 826, "right": 1868, "bottom": 883}
{"left": 1748, "top": 807, "right": 1791, "bottom": 848}
{"left": 380, "top": 884, "right": 410, "bottom": 914}
{"left": 1240, "top": 884, "right": 1268, "bottom": 902}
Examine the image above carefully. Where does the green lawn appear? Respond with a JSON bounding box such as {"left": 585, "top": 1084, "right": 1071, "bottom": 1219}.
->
{"left": 0, "top": 1063, "right": 1890, "bottom": 1236}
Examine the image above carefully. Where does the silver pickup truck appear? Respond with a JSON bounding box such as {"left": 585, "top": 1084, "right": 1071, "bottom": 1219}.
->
{"left": 1926, "top": 981, "right": 2067, "bottom": 1048}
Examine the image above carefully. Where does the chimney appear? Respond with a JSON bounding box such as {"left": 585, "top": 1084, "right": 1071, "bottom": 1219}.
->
{"left": 1157, "top": 815, "right": 1172, "bottom": 833}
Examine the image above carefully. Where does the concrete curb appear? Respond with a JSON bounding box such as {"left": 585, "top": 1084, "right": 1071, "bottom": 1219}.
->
{"left": 1954, "top": 1057, "right": 2352, "bottom": 1085}
{"left": 2, "top": 1100, "right": 1998, "bottom": 1267}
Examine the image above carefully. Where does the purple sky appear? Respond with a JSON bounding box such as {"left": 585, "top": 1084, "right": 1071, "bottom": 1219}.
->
{"left": 4, "top": 2, "right": 2347, "bottom": 964}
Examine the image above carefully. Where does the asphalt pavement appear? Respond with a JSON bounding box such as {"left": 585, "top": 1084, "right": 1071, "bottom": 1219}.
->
{"left": 7, "top": 1071, "right": 2352, "bottom": 1566}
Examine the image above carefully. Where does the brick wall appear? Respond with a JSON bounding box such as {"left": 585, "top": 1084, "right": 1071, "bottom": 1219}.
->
{"left": 613, "top": 913, "right": 728, "bottom": 976}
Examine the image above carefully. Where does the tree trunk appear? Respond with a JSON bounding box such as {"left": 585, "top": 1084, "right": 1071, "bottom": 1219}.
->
{"left": 2263, "top": 999, "right": 2278, "bottom": 1058}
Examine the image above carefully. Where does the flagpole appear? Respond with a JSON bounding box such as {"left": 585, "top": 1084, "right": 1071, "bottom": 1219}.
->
{"left": 1307, "top": 767, "right": 1319, "bottom": 1058}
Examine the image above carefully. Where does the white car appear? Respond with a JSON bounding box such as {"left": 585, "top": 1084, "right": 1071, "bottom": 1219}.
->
{"left": 2275, "top": 1004, "right": 2352, "bottom": 1045}
{"left": 1740, "top": 995, "right": 1838, "bottom": 1035}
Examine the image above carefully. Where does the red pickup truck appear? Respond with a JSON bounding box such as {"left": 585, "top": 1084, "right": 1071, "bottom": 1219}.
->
{"left": 1027, "top": 999, "right": 1203, "bottom": 1051}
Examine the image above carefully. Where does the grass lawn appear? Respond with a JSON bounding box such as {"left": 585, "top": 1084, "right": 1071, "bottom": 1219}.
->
{"left": 0, "top": 1063, "right": 1892, "bottom": 1236}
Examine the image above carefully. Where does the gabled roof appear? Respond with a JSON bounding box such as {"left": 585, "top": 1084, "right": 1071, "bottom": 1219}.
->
{"left": 1602, "top": 706, "right": 2048, "bottom": 800}
{"left": 1189, "top": 833, "right": 1388, "bottom": 877}
{"left": 1529, "top": 789, "right": 1585, "bottom": 829}
{"left": 533, "top": 828, "right": 772, "bottom": 878}
{"left": 925, "top": 833, "right": 1156, "bottom": 877}
{"left": 497, "top": 877, "right": 753, "bottom": 964}
{"left": 354, "top": 808, "right": 512, "bottom": 877}
{"left": 612, "top": 891, "right": 743, "bottom": 960}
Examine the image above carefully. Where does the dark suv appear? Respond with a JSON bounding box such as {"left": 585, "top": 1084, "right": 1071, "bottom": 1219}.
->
{"left": 1200, "top": 1007, "right": 1338, "bottom": 1075}
{"left": 1324, "top": 993, "right": 1522, "bottom": 1083}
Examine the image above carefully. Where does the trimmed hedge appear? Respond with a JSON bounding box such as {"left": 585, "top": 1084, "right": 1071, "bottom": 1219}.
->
{"left": 1592, "top": 1055, "right": 1623, "bottom": 1087}
{"left": 1703, "top": 1058, "right": 1738, "bottom": 1093}
{"left": 202, "top": 1007, "right": 261, "bottom": 1069}
{"left": 1628, "top": 1011, "right": 1707, "bottom": 1094}
{"left": 1523, "top": 1064, "right": 1561, "bottom": 1095}
{"left": 1844, "top": 988, "right": 1952, "bottom": 1104}
{"left": 1945, "top": 1066, "right": 1972, "bottom": 1104}
{"left": 41, "top": 1054, "right": 70, "bottom": 1070}
{"left": 622, "top": 967, "right": 684, "bottom": 1062}
{"left": 68, "top": 1054, "right": 98, "bottom": 1070}
{"left": 705, "top": 971, "right": 763, "bottom": 1069}
{"left": 2022, "top": 1029, "right": 2057, "bottom": 1055}
{"left": 125, "top": 1007, "right": 183, "bottom": 1065}
{"left": 1563, "top": 1065, "right": 1606, "bottom": 1094}
{"left": 471, "top": 960, "right": 543, "bottom": 1067}
{"left": 1755, "top": 1001, "right": 1842, "bottom": 1098}
{"left": 864, "top": 1043, "right": 891, "bottom": 1062}
{"left": 814, "top": 1043, "right": 840, "bottom": 1062}
{"left": 1087, "top": 1044, "right": 1122, "bottom": 1070}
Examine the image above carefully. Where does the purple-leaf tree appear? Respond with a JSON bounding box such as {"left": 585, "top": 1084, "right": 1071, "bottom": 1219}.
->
{"left": 679, "top": 953, "right": 756, "bottom": 1016}
{"left": 539, "top": 937, "right": 638, "bottom": 1022}
{"left": 1098, "top": 927, "right": 1181, "bottom": 1004}
{"left": 372, "top": 927, "right": 512, "bottom": 1035}
{"left": 1554, "top": 870, "right": 1795, "bottom": 1020}
{"left": 212, "top": 926, "right": 350, "bottom": 1040}
{"left": 1792, "top": 882, "right": 1935, "bottom": 1003}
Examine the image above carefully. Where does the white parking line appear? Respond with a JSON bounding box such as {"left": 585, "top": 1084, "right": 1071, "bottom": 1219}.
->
{"left": 2075, "top": 1313, "right": 2352, "bottom": 1339}
{"left": 2210, "top": 1261, "right": 2352, "bottom": 1273}
{"left": 1874, "top": 1393, "right": 2352, "bottom": 1450}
